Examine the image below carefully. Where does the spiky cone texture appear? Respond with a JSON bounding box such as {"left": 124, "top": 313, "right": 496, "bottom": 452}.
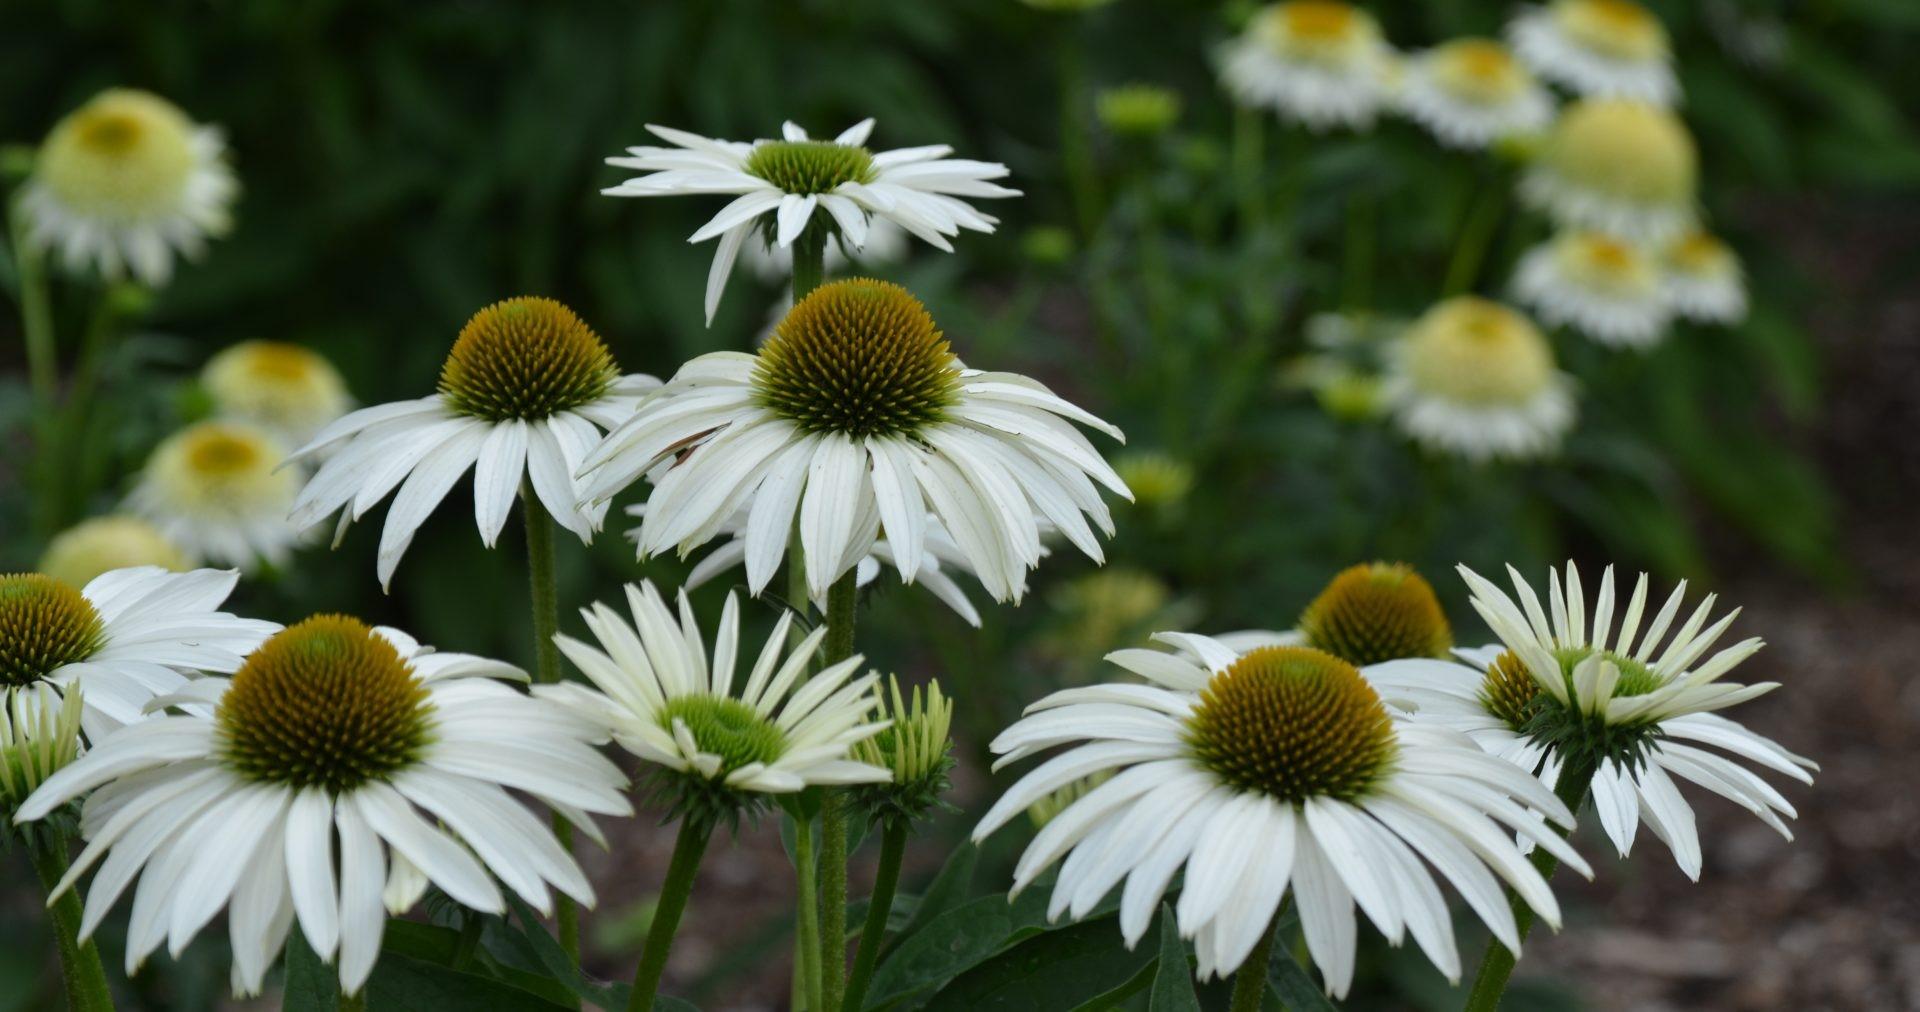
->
{"left": 581, "top": 278, "right": 1130, "bottom": 604}
{"left": 14, "top": 615, "right": 629, "bottom": 997}
{"left": 1366, "top": 562, "right": 1818, "bottom": 879}
{"left": 850, "top": 675, "right": 956, "bottom": 826}
{"left": 284, "top": 297, "right": 660, "bottom": 588}
{"left": 974, "top": 634, "right": 1591, "bottom": 995}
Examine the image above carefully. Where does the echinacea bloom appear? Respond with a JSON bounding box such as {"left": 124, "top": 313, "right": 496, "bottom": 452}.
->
{"left": 1661, "top": 231, "right": 1748, "bottom": 325}
{"left": 285, "top": 297, "right": 660, "bottom": 588}
{"left": 1514, "top": 231, "right": 1671, "bottom": 347}
{"left": 0, "top": 568, "right": 274, "bottom": 742}
{"left": 1399, "top": 39, "right": 1554, "bottom": 150}
{"left": 1213, "top": 562, "right": 1455, "bottom": 667}
{"left": 626, "top": 504, "right": 999, "bottom": 628}
{"left": 1509, "top": 0, "right": 1677, "bottom": 105}
{"left": 1219, "top": 1, "right": 1397, "bottom": 131}
{"left": 602, "top": 120, "right": 1018, "bottom": 322}
{"left": 1367, "top": 563, "right": 1817, "bottom": 879}
{"left": 202, "top": 341, "right": 353, "bottom": 446}
{"left": 580, "top": 278, "right": 1130, "bottom": 603}
{"left": 1382, "top": 297, "right": 1575, "bottom": 462}
{"left": 0, "top": 683, "right": 84, "bottom": 811}
{"left": 544, "top": 581, "right": 890, "bottom": 810}
{"left": 20, "top": 89, "right": 236, "bottom": 286}
{"left": 38, "top": 516, "right": 189, "bottom": 589}
{"left": 1519, "top": 99, "right": 1697, "bottom": 243}
{"left": 973, "top": 640, "right": 1589, "bottom": 994}
{"left": 15, "top": 615, "right": 629, "bottom": 997}
{"left": 128, "top": 421, "right": 302, "bottom": 572}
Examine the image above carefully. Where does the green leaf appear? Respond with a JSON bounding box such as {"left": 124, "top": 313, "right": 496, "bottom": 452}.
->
{"left": 1265, "top": 938, "right": 1335, "bottom": 1012}
{"left": 918, "top": 913, "right": 1156, "bottom": 1011}
{"left": 866, "top": 888, "right": 1055, "bottom": 1007}
{"left": 1148, "top": 906, "right": 1200, "bottom": 1012}
{"left": 364, "top": 952, "right": 573, "bottom": 1011}
{"left": 502, "top": 893, "right": 630, "bottom": 1009}
{"left": 282, "top": 930, "right": 339, "bottom": 1012}
{"left": 882, "top": 840, "right": 977, "bottom": 957}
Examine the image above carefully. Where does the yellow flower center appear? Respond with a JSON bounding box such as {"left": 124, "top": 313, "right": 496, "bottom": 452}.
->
{"left": 0, "top": 576, "right": 105, "bottom": 688}
{"left": 1555, "top": 0, "right": 1668, "bottom": 61}
{"left": 1299, "top": 562, "right": 1453, "bottom": 666}
{"left": 1666, "top": 232, "right": 1734, "bottom": 276}
{"left": 743, "top": 141, "right": 877, "bottom": 196}
{"left": 1185, "top": 646, "right": 1398, "bottom": 802}
{"left": 38, "top": 517, "right": 189, "bottom": 590}
{"left": 1430, "top": 39, "right": 1530, "bottom": 104}
{"left": 37, "top": 90, "right": 198, "bottom": 220}
{"left": 1555, "top": 232, "right": 1660, "bottom": 295}
{"left": 1402, "top": 297, "right": 1557, "bottom": 405}
{"left": 203, "top": 341, "right": 350, "bottom": 436}
{"left": 1544, "top": 100, "right": 1697, "bottom": 206}
{"left": 1261, "top": 1, "right": 1378, "bottom": 65}
{"left": 438, "top": 297, "right": 618, "bottom": 421}
{"left": 147, "top": 422, "right": 295, "bottom": 514}
{"left": 754, "top": 278, "right": 961, "bottom": 438}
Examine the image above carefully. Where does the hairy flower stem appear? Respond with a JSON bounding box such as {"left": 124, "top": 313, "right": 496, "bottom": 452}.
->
{"left": 793, "top": 814, "right": 824, "bottom": 1009}
{"left": 841, "top": 821, "right": 907, "bottom": 1012}
{"left": 1228, "top": 913, "right": 1279, "bottom": 1012}
{"left": 1460, "top": 755, "right": 1598, "bottom": 1012}
{"left": 817, "top": 571, "right": 859, "bottom": 1011}
{"left": 30, "top": 841, "right": 114, "bottom": 1012}
{"left": 521, "top": 482, "right": 579, "bottom": 963}
{"left": 627, "top": 818, "right": 713, "bottom": 1012}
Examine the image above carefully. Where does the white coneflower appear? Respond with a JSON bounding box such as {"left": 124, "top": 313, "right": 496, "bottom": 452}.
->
{"left": 1519, "top": 99, "right": 1697, "bottom": 243}
{"left": 202, "top": 340, "right": 354, "bottom": 446}
{"left": 20, "top": 89, "right": 236, "bottom": 286}
{"left": 0, "top": 568, "right": 274, "bottom": 741}
{"left": 129, "top": 421, "right": 303, "bottom": 571}
{"left": 1514, "top": 231, "right": 1671, "bottom": 348}
{"left": 1211, "top": 562, "right": 1455, "bottom": 668}
{"left": 1399, "top": 39, "right": 1554, "bottom": 150}
{"left": 38, "top": 516, "right": 189, "bottom": 589}
{"left": 625, "top": 504, "right": 996, "bottom": 628}
{"left": 544, "top": 581, "right": 890, "bottom": 810}
{"left": 1661, "top": 231, "right": 1748, "bottom": 325}
{"left": 15, "top": 614, "right": 629, "bottom": 997}
{"left": 1368, "top": 563, "right": 1817, "bottom": 879}
{"left": 1509, "top": 0, "right": 1677, "bottom": 105}
{"left": 973, "top": 640, "right": 1589, "bottom": 995}
{"left": 284, "top": 297, "right": 659, "bottom": 588}
{"left": 580, "top": 278, "right": 1130, "bottom": 604}
{"left": 1382, "top": 297, "right": 1575, "bottom": 462}
{"left": 1218, "top": 2, "right": 1397, "bottom": 131}
{"left": 602, "top": 120, "right": 1018, "bottom": 323}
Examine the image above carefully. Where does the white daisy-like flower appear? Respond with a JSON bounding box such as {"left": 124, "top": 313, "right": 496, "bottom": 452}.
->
{"left": 1661, "top": 231, "right": 1748, "bottom": 325}
{"left": 285, "top": 297, "right": 660, "bottom": 588}
{"left": 202, "top": 340, "right": 354, "bottom": 446}
{"left": 544, "top": 580, "right": 890, "bottom": 802}
{"left": 1399, "top": 38, "right": 1554, "bottom": 150}
{"left": 972, "top": 639, "right": 1590, "bottom": 995}
{"left": 1367, "top": 563, "right": 1817, "bottom": 880}
{"left": 128, "top": 421, "right": 304, "bottom": 572}
{"left": 14, "top": 614, "right": 630, "bottom": 996}
{"left": 39, "top": 516, "right": 190, "bottom": 590}
{"left": 1518, "top": 98, "right": 1697, "bottom": 243}
{"left": 579, "top": 278, "right": 1129, "bottom": 604}
{"left": 1382, "top": 297, "right": 1576, "bottom": 462}
{"left": 602, "top": 119, "right": 1018, "bottom": 323}
{"left": 1514, "top": 231, "right": 1671, "bottom": 347}
{"left": 0, "top": 567, "right": 275, "bottom": 743}
{"left": 1218, "top": 2, "right": 1397, "bottom": 131}
{"left": 20, "top": 89, "right": 236, "bottom": 286}
{"left": 1509, "top": 0, "right": 1678, "bottom": 105}
{"left": 625, "top": 504, "right": 999, "bottom": 628}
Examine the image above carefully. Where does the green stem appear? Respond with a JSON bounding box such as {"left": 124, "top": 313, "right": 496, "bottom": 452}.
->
{"left": 1442, "top": 173, "right": 1509, "bottom": 298}
{"left": 627, "top": 818, "right": 712, "bottom": 1012}
{"left": 11, "top": 197, "right": 61, "bottom": 539}
{"left": 336, "top": 991, "right": 366, "bottom": 1012}
{"left": 793, "top": 813, "right": 824, "bottom": 1010}
{"left": 1232, "top": 106, "right": 1265, "bottom": 235}
{"left": 816, "top": 571, "right": 859, "bottom": 1010}
{"left": 841, "top": 822, "right": 906, "bottom": 1012}
{"left": 792, "top": 225, "right": 827, "bottom": 304}
{"left": 1460, "top": 757, "right": 1599, "bottom": 1012}
{"left": 1227, "top": 911, "right": 1279, "bottom": 1012}
{"left": 1055, "top": 25, "right": 1100, "bottom": 239}
{"left": 1342, "top": 192, "right": 1376, "bottom": 313}
{"left": 29, "top": 841, "right": 114, "bottom": 1012}
{"left": 521, "top": 483, "right": 579, "bottom": 962}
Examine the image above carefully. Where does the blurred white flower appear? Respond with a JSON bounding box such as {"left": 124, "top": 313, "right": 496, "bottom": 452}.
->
{"left": 38, "top": 516, "right": 189, "bottom": 589}
{"left": 202, "top": 341, "right": 353, "bottom": 446}
{"left": 129, "top": 421, "right": 303, "bottom": 572}
{"left": 1383, "top": 297, "right": 1575, "bottom": 462}
{"left": 1514, "top": 230, "right": 1671, "bottom": 348}
{"left": 1218, "top": 2, "right": 1397, "bottom": 131}
{"left": 1518, "top": 99, "right": 1697, "bottom": 243}
{"left": 1661, "top": 231, "right": 1748, "bottom": 325}
{"left": 1399, "top": 38, "right": 1554, "bottom": 150}
{"left": 1509, "top": 0, "right": 1678, "bottom": 105}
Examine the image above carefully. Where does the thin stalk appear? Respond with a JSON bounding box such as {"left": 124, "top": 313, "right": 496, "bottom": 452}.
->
{"left": 29, "top": 842, "right": 114, "bottom": 1012}
{"left": 337, "top": 992, "right": 366, "bottom": 1012}
{"left": 521, "top": 482, "right": 579, "bottom": 961}
{"left": 1055, "top": 27, "right": 1100, "bottom": 240}
{"left": 793, "top": 813, "right": 824, "bottom": 1010}
{"left": 11, "top": 198, "right": 61, "bottom": 539}
{"left": 1442, "top": 173, "right": 1509, "bottom": 298}
{"left": 816, "top": 571, "right": 859, "bottom": 1010}
{"left": 627, "top": 818, "right": 713, "bottom": 1012}
{"left": 1227, "top": 912, "right": 1279, "bottom": 1012}
{"left": 1460, "top": 756, "right": 1599, "bottom": 1012}
{"left": 1232, "top": 106, "right": 1265, "bottom": 235}
{"left": 841, "top": 821, "right": 906, "bottom": 1012}
{"left": 792, "top": 225, "right": 827, "bottom": 304}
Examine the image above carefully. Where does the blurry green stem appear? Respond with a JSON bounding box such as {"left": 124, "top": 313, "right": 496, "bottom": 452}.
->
{"left": 841, "top": 821, "right": 906, "bottom": 1012}
{"left": 817, "top": 570, "right": 858, "bottom": 1010}
{"left": 521, "top": 483, "right": 579, "bottom": 963}
{"left": 1232, "top": 106, "right": 1265, "bottom": 234}
{"left": 793, "top": 813, "right": 824, "bottom": 1010}
{"left": 1460, "top": 756, "right": 1597, "bottom": 1012}
{"left": 11, "top": 198, "right": 60, "bottom": 539}
{"left": 1227, "top": 913, "right": 1278, "bottom": 1012}
{"left": 1443, "top": 174, "right": 1508, "bottom": 298}
{"left": 627, "top": 818, "right": 711, "bottom": 1012}
{"left": 1056, "top": 27, "right": 1100, "bottom": 239}
{"left": 29, "top": 841, "right": 114, "bottom": 1012}
{"left": 1342, "top": 193, "right": 1375, "bottom": 312}
{"left": 336, "top": 992, "right": 365, "bottom": 1012}
{"left": 793, "top": 225, "right": 827, "bottom": 304}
